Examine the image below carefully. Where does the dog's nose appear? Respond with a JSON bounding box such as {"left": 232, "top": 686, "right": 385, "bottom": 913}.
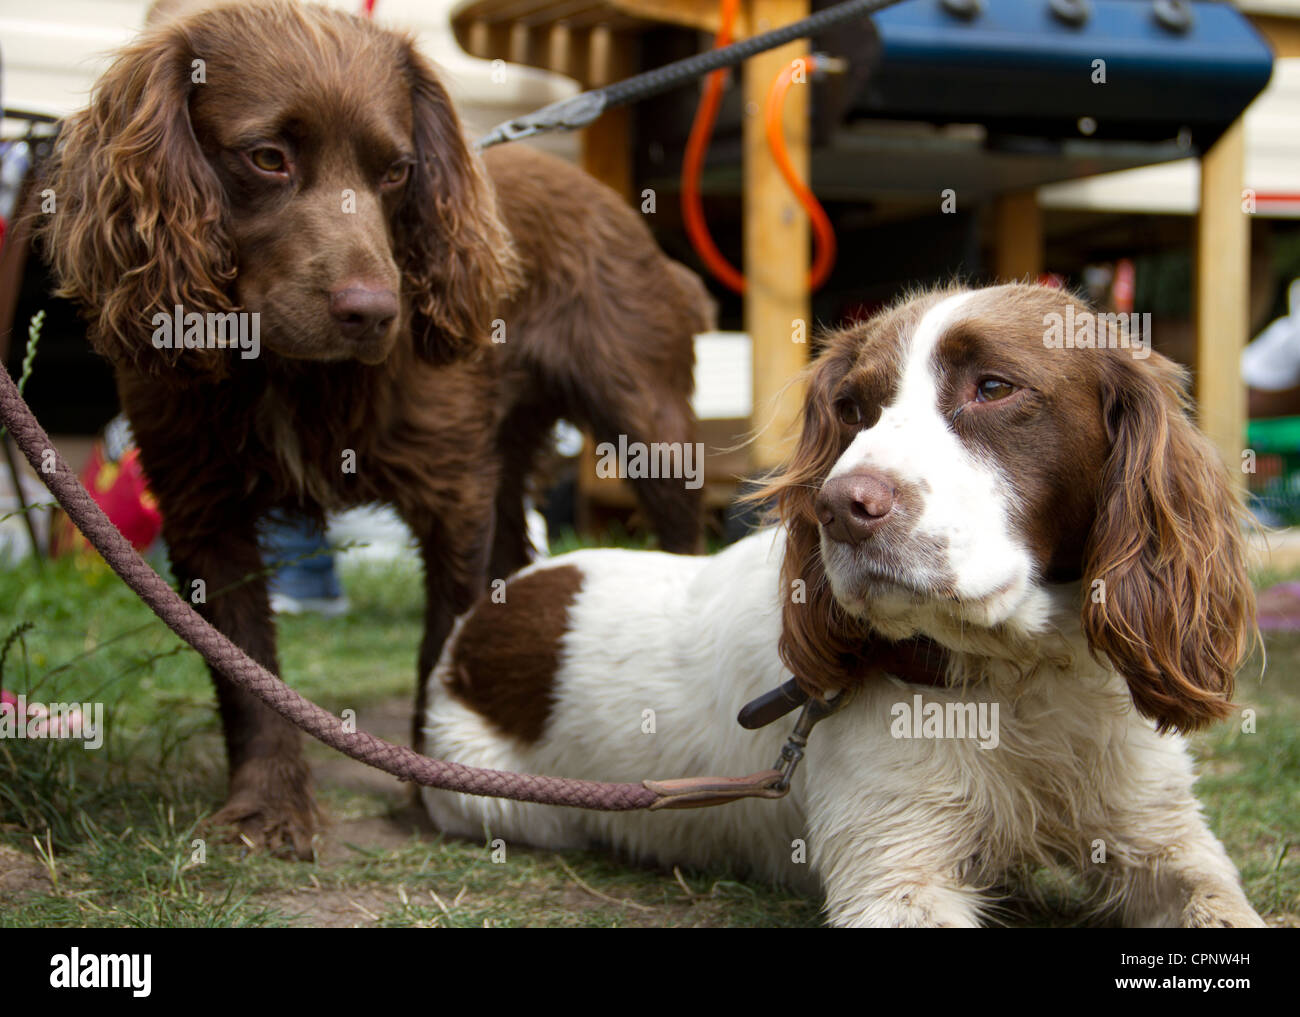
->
{"left": 816, "top": 471, "right": 896, "bottom": 544}
{"left": 329, "top": 283, "right": 398, "bottom": 341}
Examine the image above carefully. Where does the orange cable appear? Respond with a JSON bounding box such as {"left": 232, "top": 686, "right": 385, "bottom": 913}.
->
{"left": 681, "top": 0, "right": 746, "bottom": 293}
{"left": 681, "top": 1, "right": 837, "bottom": 293}
{"left": 765, "top": 55, "right": 837, "bottom": 290}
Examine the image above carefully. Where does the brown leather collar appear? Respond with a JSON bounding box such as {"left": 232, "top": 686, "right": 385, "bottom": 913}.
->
{"left": 738, "top": 634, "right": 951, "bottom": 730}
{"left": 859, "top": 633, "right": 951, "bottom": 690}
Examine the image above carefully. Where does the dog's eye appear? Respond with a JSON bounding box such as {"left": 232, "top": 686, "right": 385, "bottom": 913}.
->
{"left": 975, "top": 378, "right": 1017, "bottom": 403}
{"left": 835, "top": 398, "right": 862, "bottom": 427}
{"left": 382, "top": 161, "right": 411, "bottom": 187}
{"left": 248, "top": 147, "right": 287, "bottom": 174}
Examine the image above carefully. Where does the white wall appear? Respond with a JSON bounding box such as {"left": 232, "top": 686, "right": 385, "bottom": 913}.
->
{"left": 0, "top": 0, "right": 577, "bottom": 149}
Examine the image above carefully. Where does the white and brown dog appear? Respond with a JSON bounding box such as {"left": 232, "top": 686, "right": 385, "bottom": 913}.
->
{"left": 421, "top": 283, "right": 1263, "bottom": 928}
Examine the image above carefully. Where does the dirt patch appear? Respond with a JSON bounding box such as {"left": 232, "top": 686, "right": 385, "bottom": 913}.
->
{"left": 304, "top": 696, "right": 438, "bottom": 861}
{"left": 315, "top": 807, "right": 434, "bottom": 862}
{"left": 261, "top": 885, "right": 403, "bottom": 928}
{"left": 306, "top": 695, "right": 417, "bottom": 796}
{"left": 0, "top": 841, "right": 50, "bottom": 901}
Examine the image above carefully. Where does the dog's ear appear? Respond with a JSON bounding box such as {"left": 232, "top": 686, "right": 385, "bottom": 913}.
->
{"left": 399, "top": 47, "right": 520, "bottom": 365}
{"left": 1082, "top": 352, "right": 1256, "bottom": 733}
{"left": 750, "top": 340, "right": 868, "bottom": 698}
{"left": 39, "top": 23, "right": 235, "bottom": 377}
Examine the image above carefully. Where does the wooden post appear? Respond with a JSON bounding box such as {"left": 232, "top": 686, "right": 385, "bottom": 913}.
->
{"left": 745, "top": 0, "right": 810, "bottom": 471}
{"left": 1195, "top": 117, "right": 1249, "bottom": 479}
{"left": 466, "top": 19, "right": 490, "bottom": 58}
{"left": 465, "top": 18, "right": 511, "bottom": 61}
{"left": 992, "top": 190, "right": 1043, "bottom": 282}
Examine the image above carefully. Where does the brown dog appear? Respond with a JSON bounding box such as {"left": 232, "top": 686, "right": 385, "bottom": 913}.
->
{"left": 38, "top": 1, "right": 709, "bottom": 856}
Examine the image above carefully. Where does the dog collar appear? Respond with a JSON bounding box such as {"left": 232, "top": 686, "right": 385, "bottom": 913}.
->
{"left": 738, "top": 636, "right": 950, "bottom": 731}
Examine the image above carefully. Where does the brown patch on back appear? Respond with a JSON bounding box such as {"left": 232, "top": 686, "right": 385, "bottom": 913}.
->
{"left": 443, "top": 563, "right": 584, "bottom": 744}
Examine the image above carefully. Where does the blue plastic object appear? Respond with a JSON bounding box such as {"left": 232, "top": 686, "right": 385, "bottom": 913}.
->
{"left": 854, "top": 0, "right": 1274, "bottom": 146}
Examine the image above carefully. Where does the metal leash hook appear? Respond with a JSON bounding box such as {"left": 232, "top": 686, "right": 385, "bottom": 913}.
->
{"left": 474, "top": 92, "right": 608, "bottom": 149}
{"left": 644, "top": 688, "right": 847, "bottom": 809}
{"left": 773, "top": 690, "right": 846, "bottom": 791}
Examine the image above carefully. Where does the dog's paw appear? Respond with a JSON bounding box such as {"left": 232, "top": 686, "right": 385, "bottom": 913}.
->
{"left": 1180, "top": 886, "right": 1267, "bottom": 928}
{"left": 207, "top": 756, "right": 320, "bottom": 861}
{"left": 828, "top": 882, "right": 984, "bottom": 928}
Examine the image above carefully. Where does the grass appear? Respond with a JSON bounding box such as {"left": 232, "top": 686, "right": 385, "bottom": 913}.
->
{"left": 0, "top": 541, "right": 1296, "bottom": 927}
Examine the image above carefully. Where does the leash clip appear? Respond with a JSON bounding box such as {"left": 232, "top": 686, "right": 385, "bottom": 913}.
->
{"left": 476, "top": 92, "right": 608, "bottom": 150}
{"left": 644, "top": 688, "right": 847, "bottom": 809}
{"left": 773, "top": 691, "right": 846, "bottom": 791}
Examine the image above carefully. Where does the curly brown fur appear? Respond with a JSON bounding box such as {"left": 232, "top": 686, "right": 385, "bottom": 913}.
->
{"left": 1081, "top": 353, "right": 1257, "bottom": 732}
{"left": 486, "top": 145, "right": 712, "bottom": 576}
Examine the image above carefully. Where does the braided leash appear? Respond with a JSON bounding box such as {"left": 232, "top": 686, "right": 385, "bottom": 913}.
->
{"left": 0, "top": 365, "right": 670, "bottom": 809}
{"left": 1, "top": 357, "right": 818, "bottom": 810}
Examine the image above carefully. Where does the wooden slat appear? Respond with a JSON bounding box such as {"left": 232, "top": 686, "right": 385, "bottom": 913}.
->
{"left": 547, "top": 20, "right": 574, "bottom": 75}
{"left": 745, "top": 0, "right": 810, "bottom": 472}
{"left": 1195, "top": 117, "right": 1249, "bottom": 482}
{"left": 581, "top": 101, "right": 635, "bottom": 196}
{"left": 465, "top": 19, "right": 489, "bottom": 56}
{"left": 992, "top": 190, "right": 1043, "bottom": 282}
{"left": 509, "top": 20, "right": 535, "bottom": 65}
{"left": 606, "top": 0, "right": 750, "bottom": 33}
{"left": 451, "top": 0, "right": 747, "bottom": 62}
{"left": 586, "top": 22, "right": 615, "bottom": 86}
{"left": 463, "top": 19, "right": 513, "bottom": 58}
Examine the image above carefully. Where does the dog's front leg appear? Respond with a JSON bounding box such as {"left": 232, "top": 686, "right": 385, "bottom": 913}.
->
{"left": 1084, "top": 736, "right": 1264, "bottom": 927}
{"left": 807, "top": 807, "right": 986, "bottom": 927}
{"left": 404, "top": 504, "right": 494, "bottom": 755}
{"left": 817, "top": 861, "right": 986, "bottom": 928}
{"left": 1103, "top": 814, "right": 1264, "bottom": 928}
{"left": 166, "top": 521, "right": 317, "bottom": 860}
